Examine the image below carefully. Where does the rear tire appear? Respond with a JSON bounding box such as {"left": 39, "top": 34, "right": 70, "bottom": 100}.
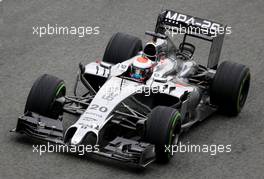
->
{"left": 210, "top": 61, "right": 250, "bottom": 116}
{"left": 24, "top": 74, "right": 66, "bottom": 119}
{"left": 102, "top": 32, "right": 142, "bottom": 64}
{"left": 145, "top": 106, "right": 181, "bottom": 163}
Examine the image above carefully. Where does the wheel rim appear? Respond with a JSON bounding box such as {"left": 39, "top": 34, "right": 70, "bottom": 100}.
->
{"left": 172, "top": 133, "right": 180, "bottom": 145}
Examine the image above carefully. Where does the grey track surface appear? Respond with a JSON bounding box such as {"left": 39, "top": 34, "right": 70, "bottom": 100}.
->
{"left": 1, "top": 0, "right": 264, "bottom": 179}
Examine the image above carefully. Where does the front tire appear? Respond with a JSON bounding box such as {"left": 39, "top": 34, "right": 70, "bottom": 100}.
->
{"left": 145, "top": 106, "right": 181, "bottom": 163}
{"left": 210, "top": 61, "right": 250, "bottom": 116}
{"left": 24, "top": 74, "right": 66, "bottom": 119}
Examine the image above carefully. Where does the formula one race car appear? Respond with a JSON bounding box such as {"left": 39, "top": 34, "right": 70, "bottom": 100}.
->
{"left": 12, "top": 10, "right": 250, "bottom": 167}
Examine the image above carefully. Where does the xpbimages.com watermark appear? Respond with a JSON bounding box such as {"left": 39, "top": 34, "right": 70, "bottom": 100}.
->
{"left": 165, "top": 142, "right": 232, "bottom": 156}
{"left": 32, "top": 142, "right": 99, "bottom": 156}
{"left": 32, "top": 24, "right": 100, "bottom": 37}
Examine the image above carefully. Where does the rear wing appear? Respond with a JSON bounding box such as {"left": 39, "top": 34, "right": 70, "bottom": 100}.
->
{"left": 155, "top": 10, "right": 227, "bottom": 69}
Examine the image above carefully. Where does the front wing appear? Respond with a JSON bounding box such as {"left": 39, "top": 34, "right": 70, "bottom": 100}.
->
{"left": 11, "top": 112, "right": 155, "bottom": 167}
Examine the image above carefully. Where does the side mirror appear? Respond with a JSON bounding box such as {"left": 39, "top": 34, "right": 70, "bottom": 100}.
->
{"left": 153, "top": 76, "right": 168, "bottom": 83}
{"left": 100, "top": 61, "right": 112, "bottom": 69}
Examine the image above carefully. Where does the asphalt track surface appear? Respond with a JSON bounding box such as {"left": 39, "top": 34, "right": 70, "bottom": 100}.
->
{"left": 1, "top": 0, "right": 264, "bottom": 179}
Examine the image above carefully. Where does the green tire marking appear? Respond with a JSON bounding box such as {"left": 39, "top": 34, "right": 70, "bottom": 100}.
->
{"left": 167, "top": 112, "right": 181, "bottom": 158}
{"left": 55, "top": 83, "right": 65, "bottom": 97}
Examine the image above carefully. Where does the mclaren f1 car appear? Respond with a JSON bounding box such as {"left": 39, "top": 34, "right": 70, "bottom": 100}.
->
{"left": 12, "top": 10, "right": 250, "bottom": 167}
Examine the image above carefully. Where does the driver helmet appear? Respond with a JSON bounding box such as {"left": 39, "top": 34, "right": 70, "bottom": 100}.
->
{"left": 130, "top": 56, "right": 152, "bottom": 81}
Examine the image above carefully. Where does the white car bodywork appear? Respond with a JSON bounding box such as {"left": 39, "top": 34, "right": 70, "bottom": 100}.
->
{"left": 67, "top": 52, "right": 200, "bottom": 145}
